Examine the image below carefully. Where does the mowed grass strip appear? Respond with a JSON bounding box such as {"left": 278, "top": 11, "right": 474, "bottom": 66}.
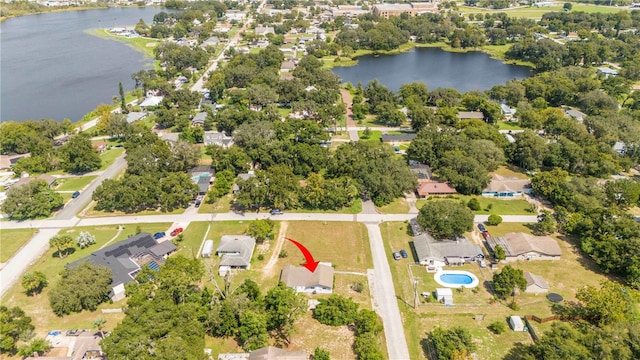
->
{"left": 376, "top": 197, "right": 410, "bottom": 214}
{"left": 0, "top": 228, "right": 38, "bottom": 263}
{"left": 416, "top": 195, "right": 532, "bottom": 215}
{"left": 55, "top": 176, "right": 98, "bottom": 191}
{"left": 99, "top": 147, "right": 124, "bottom": 171}
{"left": 280, "top": 221, "right": 372, "bottom": 272}
{"left": 1, "top": 223, "right": 171, "bottom": 335}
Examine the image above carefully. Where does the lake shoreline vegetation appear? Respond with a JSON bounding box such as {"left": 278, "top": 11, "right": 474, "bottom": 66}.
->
{"left": 1, "top": 1, "right": 640, "bottom": 359}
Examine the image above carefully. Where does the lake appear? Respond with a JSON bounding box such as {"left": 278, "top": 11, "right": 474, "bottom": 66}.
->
{"left": 1, "top": 7, "right": 168, "bottom": 122}
{"left": 332, "top": 47, "right": 532, "bottom": 93}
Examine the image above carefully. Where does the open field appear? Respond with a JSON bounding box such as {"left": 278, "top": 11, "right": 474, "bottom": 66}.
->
{"left": 55, "top": 176, "right": 98, "bottom": 191}
{"left": 458, "top": 4, "right": 624, "bottom": 19}
{"left": 379, "top": 221, "right": 611, "bottom": 359}
{"left": 286, "top": 199, "right": 362, "bottom": 214}
{"left": 198, "top": 194, "right": 234, "bottom": 213}
{"left": 376, "top": 197, "right": 410, "bottom": 214}
{"left": 497, "top": 121, "right": 523, "bottom": 131}
{"left": 0, "top": 223, "right": 171, "bottom": 336}
{"left": 0, "top": 229, "right": 38, "bottom": 263}
{"left": 91, "top": 29, "right": 159, "bottom": 59}
{"left": 416, "top": 195, "right": 532, "bottom": 215}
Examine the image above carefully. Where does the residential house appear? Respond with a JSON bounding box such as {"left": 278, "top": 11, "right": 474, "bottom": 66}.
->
{"left": 126, "top": 112, "right": 148, "bottom": 124}
{"left": 524, "top": 272, "right": 549, "bottom": 294}
{"left": 597, "top": 67, "right": 618, "bottom": 77}
{"left": 412, "top": 227, "right": 484, "bottom": 267}
{"left": 192, "top": 112, "right": 208, "bottom": 127}
{"left": 233, "top": 171, "right": 256, "bottom": 193}
{"left": 500, "top": 104, "right": 516, "bottom": 120}
{"left": 91, "top": 141, "right": 108, "bottom": 153}
{"left": 249, "top": 347, "right": 307, "bottom": 360}
{"left": 457, "top": 111, "right": 485, "bottom": 120}
{"left": 216, "top": 23, "right": 232, "bottom": 33}
{"left": 201, "top": 36, "right": 220, "bottom": 48}
{"left": 416, "top": 181, "right": 457, "bottom": 198}
{"left": 0, "top": 154, "right": 30, "bottom": 171}
{"left": 216, "top": 235, "right": 256, "bottom": 276}
{"left": 204, "top": 131, "right": 234, "bottom": 148}
{"left": 504, "top": 133, "right": 516, "bottom": 143}
{"left": 280, "top": 61, "right": 296, "bottom": 72}
{"left": 565, "top": 108, "right": 587, "bottom": 124}
{"left": 159, "top": 132, "right": 180, "bottom": 142}
{"left": 486, "top": 232, "right": 562, "bottom": 262}
{"left": 14, "top": 174, "right": 57, "bottom": 188}
{"left": 280, "top": 263, "right": 334, "bottom": 294}
{"left": 139, "top": 95, "right": 164, "bottom": 109}
{"left": 190, "top": 165, "right": 214, "bottom": 195}
{"left": 380, "top": 133, "right": 416, "bottom": 145}
{"left": 482, "top": 174, "right": 531, "bottom": 198}
{"left": 613, "top": 141, "right": 627, "bottom": 155}
{"left": 409, "top": 161, "right": 432, "bottom": 180}
{"left": 225, "top": 10, "right": 247, "bottom": 21}
{"left": 254, "top": 26, "right": 275, "bottom": 36}
{"left": 435, "top": 288, "right": 453, "bottom": 306}
{"left": 67, "top": 233, "right": 176, "bottom": 301}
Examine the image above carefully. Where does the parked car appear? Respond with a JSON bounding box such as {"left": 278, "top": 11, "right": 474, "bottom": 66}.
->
{"left": 72, "top": 191, "right": 80, "bottom": 199}
{"left": 482, "top": 231, "right": 491, "bottom": 239}
{"left": 270, "top": 209, "right": 284, "bottom": 215}
{"left": 195, "top": 195, "right": 203, "bottom": 207}
{"left": 477, "top": 224, "right": 487, "bottom": 232}
{"left": 170, "top": 227, "right": 184, "bottom": 237}
{"left": 393, "top": 252, "right": 401, "bottom": 261}
{"left": 153, "top": 232, "right": 166, "bottom": 240}
{"left": 399, "top": 249, "right": 408, "bottom": 258}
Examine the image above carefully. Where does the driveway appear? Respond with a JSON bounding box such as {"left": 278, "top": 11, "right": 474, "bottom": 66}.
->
{"left": 365, "top": 223, "right": 411, "bottom": 359}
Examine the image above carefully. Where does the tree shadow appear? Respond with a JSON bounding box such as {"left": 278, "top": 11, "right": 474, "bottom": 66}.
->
{"left": 419, "top": 338, "right": 437, "bottom": 360}
{"left": 502, "top": 342, "right": 530, "bottom": 360}
{"left": 51, "top": 247, "right": 76, "bottom": 259}
{"left": 482, "top": 280, "right": 495, "bottom": 297}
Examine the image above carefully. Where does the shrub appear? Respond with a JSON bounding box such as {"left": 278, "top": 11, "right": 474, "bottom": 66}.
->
{"left": 487, "top": 214, "right": 503, "bottom": 226}
{"left": 257, "top": 254, "right": 265, "bottom": 261}
{"left": 467, "top": 198, "right": 481, "bottom": 211}
{"left": 278, "top": 250, "right": 288, "bottom": 258}
{"left": 488, "top": 321, "right": 507, "bottom": 334}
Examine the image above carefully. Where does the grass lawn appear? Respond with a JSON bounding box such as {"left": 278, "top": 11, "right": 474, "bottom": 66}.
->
{"left": 55, "top": 176, "right": 98, "bottom": 191}
{"left": 286, "top": 199, "right": 362, "bottom": 214}
{"left": 459, "top": 4, "right": 622, "bottom": 19}
{"left": 58, "top": 192, "right": 73, "bottom": 204}
{"left": 174, "top": 221, "right": 212, "bottom": 258}
{"left": 99, "top": 148, "right": 125, "bottom": 171}
{"left": 0, "top": 229, "right": 38, "bottom": 263}
{"left": 198, "top": 194, "right": 233, "bottom": 214}
{"left": 416, "top": 195, "right": 533, "bottom": 215}
{"left": 90, "top": 29, "right": 159, "bottom": 59}
{"left": 279, "top": 221, "right": 372, "bottom": 273}
{"left": 379, "top": 221, "right": 610, "bottom": 359}
{"left": 492, "top": 166, "right": 530, "bottom": 179}
{"left": 83, "top": 204, "right": 185, "bottom": 217}
{"left": 376, "top": 197, "right": 410, "bottom": 214}
{"left": 497, "top": 121, "right": 523, "bottom": 131}
{"left": 0, "top": 223, "right": 171, "bottom": 336}
{"left": 358, "top": 130, "right": 382, "bottom": 142}
{"left": 485, "top": 222, "right": 534, "bottom": 236}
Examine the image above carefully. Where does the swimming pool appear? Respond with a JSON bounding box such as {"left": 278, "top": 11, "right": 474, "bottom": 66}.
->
{"left": 434, "top": 270, "right": 479, "bottom": 288}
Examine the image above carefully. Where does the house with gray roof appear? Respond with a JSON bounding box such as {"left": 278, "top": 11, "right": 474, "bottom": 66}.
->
{"left": 204, "top": 131, "right": 234, "bottom": 148}
{"left": 381, "top": 133, "right": 416, "bottom": 144}
{"left": 412, "top": 225, "right": 484, "bottom": 267}
{"left": 524, "top": 272, "right": 549, "bottom": 294}
{"left": 216, "top": 235, "right": 256, "bottom": 276}
{"left": 457, "top": 111, "right": 485, "bottom": 120}
{"left": 192, "top": 112, "right": 208, "bottom": 127}
{"left": 486, "top": 232, "right": 561, "bottom": 262}
{"left": 482, "top": 174, "right": 532, "bottom": 198}
{"left": 565, "top": 108, "right": 587, "bottom": 123}
{"left": 67, "top": 232, "right": 176, "bottom": 301}
{"left": 126, "top": 111, "right": 148, "bottom": 124}
{"left": 280, "top": 263, "right": 334, "bottom": 294}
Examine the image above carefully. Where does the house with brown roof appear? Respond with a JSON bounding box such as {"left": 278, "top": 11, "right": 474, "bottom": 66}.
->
{"left": 280, "top": 263, "right": 334, "bottom": 294}
{"left": 457, "top": 111, "right": 485, "bottom": 120}
{"left": 524, "top": 272, "right": 549, "bottom": 294}
{"left": 482, "top": 174, "right": 531, "bottom": 198}
{"left": 416, "top": 181, "right": 457, "bottom": 198}
{"left": 14, "top": 174, "right": 57, "bottom": 188}
{"left": 0, "top": 154, "right": 30, "bottom": 170}
{"left": 486, "top": 232, "right": 562, "bottom": 262}
{"left": 91, "top": 141, "right": 108, "bottom": 153}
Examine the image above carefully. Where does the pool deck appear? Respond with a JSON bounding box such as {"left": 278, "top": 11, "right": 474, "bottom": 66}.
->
{"left": 434, "top": 269, "right": 480, "bottom": 289}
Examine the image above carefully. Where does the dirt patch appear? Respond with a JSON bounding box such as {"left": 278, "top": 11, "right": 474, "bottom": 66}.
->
{"left": 261, "top": 221, "right": 288, "bottom": 279}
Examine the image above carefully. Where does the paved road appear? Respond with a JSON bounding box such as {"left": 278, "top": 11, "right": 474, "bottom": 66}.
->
{"left": 0, "top": 228, "right": 61, "bottom": 298}
{"left": 365, "top": 223, "right": 411, "bottom": 359}
{"left": 53, "top": 153, "right": 127, "bottom": 220}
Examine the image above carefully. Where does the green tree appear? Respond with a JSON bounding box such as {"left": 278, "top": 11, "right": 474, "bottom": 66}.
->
{"left": 49, "top": 234, "right": 73, "bottom": 259}
{"left": 604, "top": 178, "right": 640, "bottom": 209}
{"left": 17, "top": 338, "right": 49, "bottom": 357}
{"left": 417, "top": 200, "right": 474, "bottom": 239}
{"left": 264, "top": 282, "right": 306, "bottom": 344}
{"left": 48, "top": 262, "right": 112, "bottom": 316}
{"left": 247, "top": 219, "right": 275, "bottom": 242}
{"left": 119, "top": 82, "right": 128, "bottom": 114}
{"left": 1, "top": 179, "right": 64, "bottom": 220}
{"left": 492, "top": 265, "right": 527, "bottom": 300}
{"left": 355, "top": 309, "right": 382, "bottom": 335}
{"left": 58, "top": 134, "right": 101, "bottom": 174}
{"left": 467, "top": 198, "right": 481, "bottom": 211}
{"left": 494, "top": 245, "right": 506, "bottom": 261}
{"left": 76, "top": 231, "right": 96, "bottom": 249}
{"left": 353, "top": 332, "right": 385, "bottom": 360}
{"left": 313, "top": 295, "right": 359, "bottom": 326}
{"left": 93, "top": 317, "right": 106, "bottom": 338}
{"left": 429, "top": 326, "right": 476, "bottom": 360}
{"left": 487, "top": 320, "right": 507, "bottom": 334}
{"left": 313, "top": 347, "right": 331, "bottom": 360}
{"left": 534, "top": 210, "right": 557, "bottom": 235}
{"left": 487, "top": 214, "right": 502, "bottom": 226}
{"left": 0, "top": 306, "right": 34, "bottom": 355}
{"left": 21, "top": 271, "right": 47, "bottom": 296}
{"left": 238, "top": 310, "right": 268, "bottom": 351}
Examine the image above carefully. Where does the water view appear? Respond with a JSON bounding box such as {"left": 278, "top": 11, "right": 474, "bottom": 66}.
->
{"left": 332, "top": 47, "right": 532, "bottom": 93}
{"left": 1, "top": 7, "right": 167, "bottom": 122}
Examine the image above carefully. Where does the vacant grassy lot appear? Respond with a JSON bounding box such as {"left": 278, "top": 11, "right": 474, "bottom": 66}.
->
{"left": 1, "top": 223, "right": 170, "bottom": 336}
{"left": 358, "top": 130, "right": 382, "bottom": 142}
{"left": 376, "top": 197, "right": 410, "bottom": 214}
{"left": 380, "top": 221, "right": 610, "bottom": 359}
{"left": 0, "top": 229, "right": 38, "bottom": 263}
{"left": 497, "top": 121, "right": 523, "bottom": 131}
{"left": 198, "top": 194, "right": 233, "bottom": 213}
{"left": 279, "top": 221, "right": 372, "bottom": 273}
{"left": 416, "top": 195, "right": 532, "bottom": 215}
{"left": 99, "top": 148, "right": 125, "bottom": 171}
{"left": 492, "top": 166, "right": 530, "bottom": 179}
{"left": 459, "top": 4, "right": 622, "bottom": 19}
{"left": 55, "top": 176, "right": 97, "bottom": 191}
{"left": 83, "top": 204, "right": 185, "bottom": 217}
{"left": 286, "top": 199, "right": 362, "bottom": 214}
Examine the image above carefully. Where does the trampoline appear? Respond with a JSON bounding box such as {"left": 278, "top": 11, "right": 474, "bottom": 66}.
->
{"left": 547, "top": 293, "right": 564, "bottom": 303}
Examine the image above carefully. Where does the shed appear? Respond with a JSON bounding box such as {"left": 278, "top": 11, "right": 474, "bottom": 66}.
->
{"left": 435, "top": 288, "right": 453, "bottom": 306}
{"left": 202, "top": 240, "right": 214, "bottom": 258}
{"left": 509, "top": 316, "right": 525, "bottom": 332}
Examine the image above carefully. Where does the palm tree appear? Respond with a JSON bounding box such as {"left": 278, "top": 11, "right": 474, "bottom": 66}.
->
{"left": 93, "top": 317, "right": 106, "bottom": 338}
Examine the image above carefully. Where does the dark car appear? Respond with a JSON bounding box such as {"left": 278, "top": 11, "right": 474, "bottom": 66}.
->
{"left": 170, "top": 227, "right": 184, "bottom": 237}
{"left": 477, "top": 224, "right": 487, "bottom": 232}
{"left": 72, "top": 191, "right": 80, "bottom": 199}
{"left": 399, "top": 249, "right": 408, "bottom": 258}
{"left": 153, "top": 232, "right": 166, "bottom": 240}
{"left": 270, "top": 209, "right": 284, "bottom": 215}
{"left": 393, "top": 252, "right": 401, "bottom": 261}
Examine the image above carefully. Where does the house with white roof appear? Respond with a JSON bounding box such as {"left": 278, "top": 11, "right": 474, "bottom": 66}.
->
{"left": 216, "top": 235, "right": 256, "bottom": 276}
